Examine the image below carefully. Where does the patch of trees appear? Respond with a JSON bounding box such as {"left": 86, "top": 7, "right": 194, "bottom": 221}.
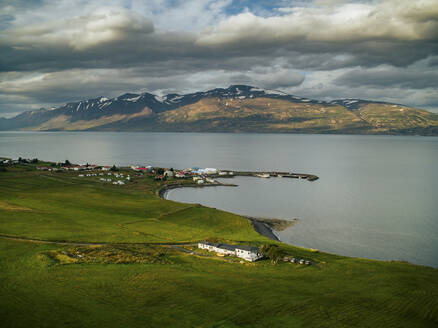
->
{"left": 260, "top": 244, "right": 285, "bottom": 264}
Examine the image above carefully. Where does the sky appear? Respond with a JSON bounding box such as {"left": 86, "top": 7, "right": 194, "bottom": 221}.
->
{"left": 0, "top": 0, "right": 437, "bottom": 117}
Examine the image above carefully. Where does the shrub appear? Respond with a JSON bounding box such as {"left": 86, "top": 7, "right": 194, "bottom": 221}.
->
{"left": 261, "top": 244, "right": 284, "bottom": 264}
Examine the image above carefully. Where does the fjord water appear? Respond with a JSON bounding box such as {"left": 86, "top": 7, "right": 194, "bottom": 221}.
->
{"left": 1, "top": 132, "right": 437, "bottom": 267}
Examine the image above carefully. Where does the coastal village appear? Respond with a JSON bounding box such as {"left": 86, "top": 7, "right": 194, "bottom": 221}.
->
{"left": 1, "top": 157, "right": 314, "bottom": 264}
{"left": 1, "top": 157, "right": 318, "bottom": 183}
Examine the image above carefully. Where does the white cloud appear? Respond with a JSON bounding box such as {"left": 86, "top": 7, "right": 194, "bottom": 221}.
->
{"left": 4, "top": 7, "right": 154, "bottom": 51}
{"left": 0, "top": 0, "right": 437, "bottom": 116}
{"left": 197, "top": 0, "right": 438, "bottom": 46}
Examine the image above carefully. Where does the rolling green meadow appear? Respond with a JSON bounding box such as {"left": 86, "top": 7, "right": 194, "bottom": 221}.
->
{"left": 1, "top": 164, "right": 438, "bottom": 327}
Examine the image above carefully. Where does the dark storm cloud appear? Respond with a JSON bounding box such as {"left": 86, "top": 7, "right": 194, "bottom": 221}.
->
{"left": 0, "top": 0, "right": 437, "bottom": 116}
{"left": 2, "top": 0, "right": 438, "bottom": 73}
{"left": 334, "top": 66, "right": 438, "bottom": 89}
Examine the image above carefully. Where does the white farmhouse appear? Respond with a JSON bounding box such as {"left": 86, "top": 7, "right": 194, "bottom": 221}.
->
{"left": 198, "top": 241, "right": 262, "bottom": 262}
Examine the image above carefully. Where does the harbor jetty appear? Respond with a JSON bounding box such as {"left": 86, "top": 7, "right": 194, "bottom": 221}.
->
{"left": 231, "top": 171, "right": 319, "bottom": 181}
{"left": 158, "top": 169, "right": 319, "bottom": 199}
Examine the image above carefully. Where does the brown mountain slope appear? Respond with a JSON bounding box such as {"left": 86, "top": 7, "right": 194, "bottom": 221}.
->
{"left": 6, "top": 85, "right": 437, "bottom": 135}
{"left": 358, "top": 103, "right": 438, "bottom": 133}
{"left": 157, "top": 97, "right": 369, "bottom": 132}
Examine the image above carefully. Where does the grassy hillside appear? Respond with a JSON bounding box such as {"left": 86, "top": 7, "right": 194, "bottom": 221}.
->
{"left": 1, "top": 164, "right": 438, "bottom": 327}
{"left": 0, "top": 168, "right": 262, "bottom": 243}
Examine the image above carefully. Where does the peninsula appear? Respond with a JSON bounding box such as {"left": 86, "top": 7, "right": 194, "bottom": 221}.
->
{"left": 1, "top": 158, "right": 437, "bottom": 327}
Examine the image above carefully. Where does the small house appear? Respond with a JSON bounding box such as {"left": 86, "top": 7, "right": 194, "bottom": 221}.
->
{"left": 235, "top": 245, "right": 262, "bottom": 262}
{"left": 164, "top": 170, "right": 174, "bottom": 178}
{"left": 197, "top": 241, "right": 261, "bottom": 262}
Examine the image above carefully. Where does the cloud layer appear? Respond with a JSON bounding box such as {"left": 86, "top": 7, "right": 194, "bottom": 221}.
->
{"left": 0, "top": 0, "right": 437, "bottom": 116}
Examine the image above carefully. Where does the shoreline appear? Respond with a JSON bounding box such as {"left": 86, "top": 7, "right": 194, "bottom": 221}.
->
{"left": 158, "top": 182, "right": 297, "bottom": 242}
{"left": 246, "top": 217, "right": 280, "bottom": 241}
{"left": 158, "top": 182, "right": 238, "bottom": 199}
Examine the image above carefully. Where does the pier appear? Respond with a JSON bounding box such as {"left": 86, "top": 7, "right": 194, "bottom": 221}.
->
{"left": 225, "top": 171, "right": 319, "bottom": 181}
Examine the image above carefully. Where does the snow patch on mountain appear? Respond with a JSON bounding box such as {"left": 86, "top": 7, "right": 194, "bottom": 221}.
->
{"left": 155, "top": 95, "right": 167, "bottom": 103}
{"left": 264, "top": 89, "right": 287, "bottom": 95}
{"left": 126, "top": 96, "right": 141, "bottom": 102}
{"left": 168, "top": 95, "right": 183, "bottom": 102}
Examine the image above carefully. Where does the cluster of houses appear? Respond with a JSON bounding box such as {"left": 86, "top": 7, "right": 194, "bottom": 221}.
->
{"left": 27, "top": 160, "right": 133, "bottom": 186}
{"left": 78, "top": 172, "right": 131, "bottom": 185}
{"left": 169, "top": 168, "right": 233, "bottom": 182}
{"left": 62, "top": 165, "right": 112, "bottom": 171}
{"left": 35, "top": 166, "right": 63, "bottom": 172}
{"left": 186, "top": 167, "right": 234, "bottom": 177}
{"left": 1, "top": 158, "right": 36, "bottom": 165}
{"left": 35, "top": 164, "right": 113, "bottom": 171}
{"left": 130, "top": 165, "right": 234, "bottom": 183}
{"left": 106, "top": 172, "right": 130, "bottom": 185}
{"left": 198, "top": 241, "right": 262, "bottom": 262}
{"left": 5, "top": 157, "right": 237, "bottom": 187}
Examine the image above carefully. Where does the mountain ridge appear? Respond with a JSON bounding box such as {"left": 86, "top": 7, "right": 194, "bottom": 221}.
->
{"left": 1, "top": 85, "right": 437, "bottom": 135}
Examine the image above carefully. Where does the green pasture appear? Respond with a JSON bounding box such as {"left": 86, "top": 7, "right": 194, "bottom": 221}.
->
{"left": 0, "top": 165, "right": 437, "bottom": 327}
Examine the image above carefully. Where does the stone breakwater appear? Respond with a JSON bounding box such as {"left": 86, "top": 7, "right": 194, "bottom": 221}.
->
{"left": 223, "top": 171, "right": 319, "bottom": 181}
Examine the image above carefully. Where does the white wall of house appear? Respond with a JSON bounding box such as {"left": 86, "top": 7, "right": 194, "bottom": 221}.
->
{"left": 198, "top": 242, "right": 261, "bottom": 262}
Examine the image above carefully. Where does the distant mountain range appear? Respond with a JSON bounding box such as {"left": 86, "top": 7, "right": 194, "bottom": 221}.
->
{"left": 1, "top": 85, "right": 437, "bottom": 135}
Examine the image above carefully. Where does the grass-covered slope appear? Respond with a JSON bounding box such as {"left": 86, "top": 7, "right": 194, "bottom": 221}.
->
{"left": 1, "top": 165, "right": 438, "bottom": 327}
{"left": 1, "top": 239, "right": 438, "bottom": 328}
{"left": 0, "top": 168, "right": 262, "bottom": 243}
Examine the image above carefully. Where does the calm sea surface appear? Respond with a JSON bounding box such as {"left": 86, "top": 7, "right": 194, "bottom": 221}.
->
{"left": 1, "top": 131, "right": 437, "bottom": 267}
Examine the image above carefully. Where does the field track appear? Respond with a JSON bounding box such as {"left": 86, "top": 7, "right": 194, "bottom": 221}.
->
{"left": 0, "top": 234, "right": 197, "bottom": 247}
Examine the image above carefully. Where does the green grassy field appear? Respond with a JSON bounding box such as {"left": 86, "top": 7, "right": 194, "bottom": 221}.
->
{"left": 0, "top": 168, "right": 263, "bottom": 244}
{"left": 1, "top": 164, "right": 438, "bottom": 327}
